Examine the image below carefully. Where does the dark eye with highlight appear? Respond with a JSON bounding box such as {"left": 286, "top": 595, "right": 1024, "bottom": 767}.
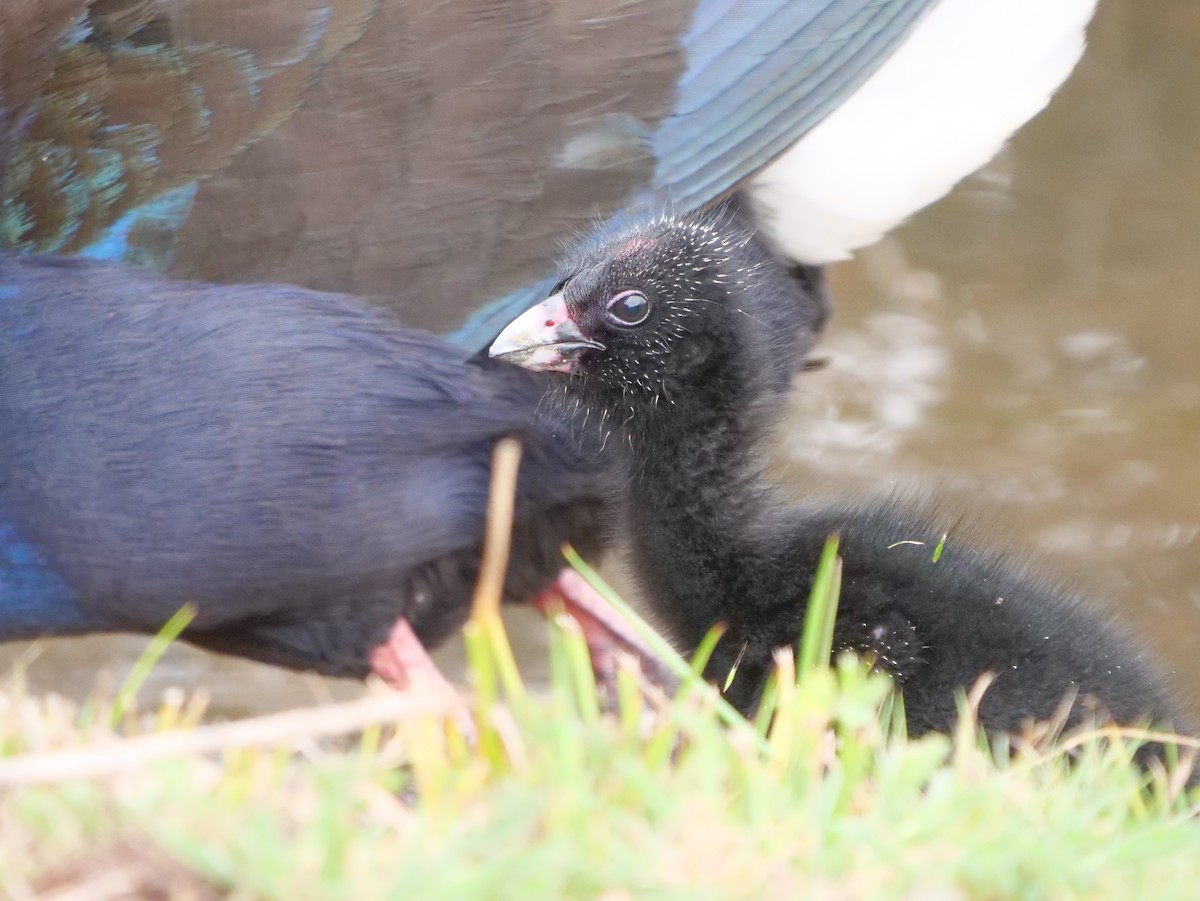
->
{"left": 605, "top": 290, "right": 650, "bottom": 326}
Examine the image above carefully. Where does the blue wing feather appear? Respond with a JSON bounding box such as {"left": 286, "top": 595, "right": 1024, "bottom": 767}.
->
{"left": 653, "top": 0, "right": 936, "bottom": 208}
{"left": 0, "top": 513, "right": 95, "bottom": 638}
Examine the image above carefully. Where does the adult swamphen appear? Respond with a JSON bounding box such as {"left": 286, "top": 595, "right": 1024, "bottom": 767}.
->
{"left": 1, "top": 0, "right": 1097, "bottom": 344}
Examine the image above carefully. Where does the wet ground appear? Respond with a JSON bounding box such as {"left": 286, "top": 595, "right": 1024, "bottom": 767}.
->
{"left": 3, "top": 0, "right": 1199, "bottom": 717}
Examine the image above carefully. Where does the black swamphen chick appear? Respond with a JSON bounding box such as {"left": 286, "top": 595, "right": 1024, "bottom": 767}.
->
{"left": 0, "top": 252, "right": 618, "bottom": 688}
{"left": 490, "top": 209, "right": 1188, "bottom": 740}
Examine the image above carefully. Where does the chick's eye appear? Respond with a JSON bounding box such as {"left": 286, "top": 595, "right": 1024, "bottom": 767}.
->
{"left": 606, "top": 290, "right": 650, "bottom": 326}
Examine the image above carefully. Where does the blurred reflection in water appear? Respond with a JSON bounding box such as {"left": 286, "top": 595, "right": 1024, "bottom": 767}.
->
{"left": 3, "top": 0, "right": 1198, "bottom": 716}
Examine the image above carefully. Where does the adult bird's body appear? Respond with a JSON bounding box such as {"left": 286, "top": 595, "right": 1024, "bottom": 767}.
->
{"left": 0, "top": 253, "right": 606, "bottom": 679}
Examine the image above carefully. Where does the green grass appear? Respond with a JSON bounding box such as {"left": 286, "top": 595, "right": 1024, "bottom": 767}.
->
{"left": 2, "top": 546, "right": 1199, "bottom": 899}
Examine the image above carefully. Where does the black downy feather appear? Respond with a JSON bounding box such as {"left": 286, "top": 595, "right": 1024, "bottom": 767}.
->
{"left": 497, "top": 208, "right": 1188, "bottom": 742}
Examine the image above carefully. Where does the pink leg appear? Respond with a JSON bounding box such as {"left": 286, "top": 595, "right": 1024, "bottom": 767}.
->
{"left": 534, "top": 568, "right": 678, "bottom": 697}
{"left": 369, "top": 618, "right": 476, "bottom": 741}
{"left": 369, "top": 617, "right": 459, "bottom": 697}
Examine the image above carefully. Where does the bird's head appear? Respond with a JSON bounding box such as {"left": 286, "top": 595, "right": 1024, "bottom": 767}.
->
{"left": 489, "top": 209, "right": 825, "bottom": 430}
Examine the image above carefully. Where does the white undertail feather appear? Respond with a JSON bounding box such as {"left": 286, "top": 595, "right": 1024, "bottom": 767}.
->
{"left": 746, "top": 0, "right": 1099, "bottom": 263}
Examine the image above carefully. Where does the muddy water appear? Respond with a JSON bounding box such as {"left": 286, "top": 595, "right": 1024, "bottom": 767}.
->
{"left": 3, "top": 0, "right": 1199, "bottom": 717}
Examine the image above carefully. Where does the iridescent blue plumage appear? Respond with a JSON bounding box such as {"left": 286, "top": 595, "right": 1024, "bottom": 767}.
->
{"left": 0, "top": 513, "right": 95, "bottom": 638}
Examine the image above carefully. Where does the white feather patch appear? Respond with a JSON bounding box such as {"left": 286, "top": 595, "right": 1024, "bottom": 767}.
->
{"left": 746, "top": 0, "right": 1099, "bottom": 263}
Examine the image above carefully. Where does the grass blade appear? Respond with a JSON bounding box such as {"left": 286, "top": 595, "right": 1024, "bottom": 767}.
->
{"left": 797, "top": 534, "right": 841, "bottom": 675}
{"left": 108, "top": 604, "right": 196, "bottom": 728}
